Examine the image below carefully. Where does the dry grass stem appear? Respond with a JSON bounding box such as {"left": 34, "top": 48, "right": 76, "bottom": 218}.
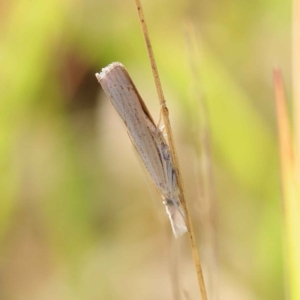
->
{"left": 273, "top": 69, "right": 300, "bottom": 300}
{"left": 134, "top": 0, "right": 208, "bottom": 299}
{"left": 184, "top": 23, "right": 218, "bottom": 299}
{"left": 274, "top": 70, "right": 293, "bottom": 175}
{"left": 293, "top": 0, "right": 300, "bottom": 170}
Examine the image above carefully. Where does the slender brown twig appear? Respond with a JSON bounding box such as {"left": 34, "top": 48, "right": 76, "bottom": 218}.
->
{"left": 133, "top": 1, "right": 208, "bottom": 299}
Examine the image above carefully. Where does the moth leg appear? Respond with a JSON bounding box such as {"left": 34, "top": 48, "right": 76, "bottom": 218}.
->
{"left": 155, "top": 100, "right": 166, "bottom": 134}
{"left": 159, "top": 124, "right": 165, "bottom": 133}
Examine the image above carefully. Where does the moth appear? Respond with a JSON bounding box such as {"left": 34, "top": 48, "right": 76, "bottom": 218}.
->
{"left": 96, "top": 62, "right": 187, "bottom": 238}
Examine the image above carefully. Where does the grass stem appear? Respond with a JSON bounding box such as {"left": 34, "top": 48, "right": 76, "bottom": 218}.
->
{"left": 273, "top": 69, "right": 300, "bottom": 300}
{"left": 134, "top": 1, "right": 208, "bottom": 299}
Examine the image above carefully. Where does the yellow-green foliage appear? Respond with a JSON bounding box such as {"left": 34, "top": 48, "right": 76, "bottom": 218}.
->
{"left": 0, "top": 0, "right": 289, "bottom": 299}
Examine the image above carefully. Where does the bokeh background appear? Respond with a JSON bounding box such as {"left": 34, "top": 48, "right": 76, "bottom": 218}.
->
{"left": 0, "top": 0, "right": 290, "bottom": 299}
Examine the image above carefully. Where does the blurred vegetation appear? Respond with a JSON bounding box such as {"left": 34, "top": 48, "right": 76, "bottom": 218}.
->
{"left": 0, "top": 0, "right": 290, "bottom": 299}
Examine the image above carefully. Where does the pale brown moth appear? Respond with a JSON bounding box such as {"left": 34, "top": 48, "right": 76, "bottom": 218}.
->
{"left": 96, "top": 62, "right": 187, "bottom": 238}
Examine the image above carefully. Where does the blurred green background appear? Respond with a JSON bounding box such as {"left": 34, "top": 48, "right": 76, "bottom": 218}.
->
{"left": 0, "top": 0, "right": 290, "bottom": 299}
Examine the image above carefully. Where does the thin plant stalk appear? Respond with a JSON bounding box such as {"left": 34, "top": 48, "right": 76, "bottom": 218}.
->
{"left": 291, "top": 1, "right": 300, "bottom": 297}
{"left": 133, "top": 1, "right": 208, "bottom": 299}
{"left": 273, "top": 69, "right": 300, "bottom": 300}
{"left": 293, "top": 0, "right": 300, "bottom": 168}
{"left": 184, "top": 23, "right": 218, "bottom": 300}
